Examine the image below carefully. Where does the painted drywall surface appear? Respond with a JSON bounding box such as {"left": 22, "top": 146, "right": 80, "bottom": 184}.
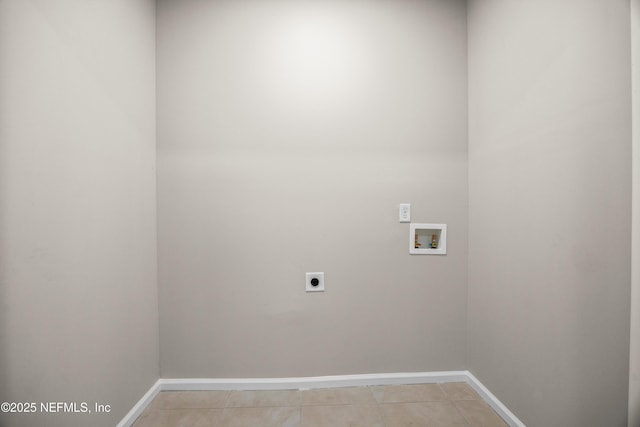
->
{"left": 467, "top": 1, "right": 631, "bottom": 426}
{"left": 0, "top": 1, "right": 159, "bottom": 427}
{"left": 157, "top": 0, "right": 468, "bottom": 378}
{"left": 631, "top": 1, "right": 640, "bottom": 426}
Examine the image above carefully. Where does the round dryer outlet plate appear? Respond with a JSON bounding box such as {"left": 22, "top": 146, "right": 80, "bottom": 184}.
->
{"left": 305, "top": 272, "right": 324, "bottom": 292}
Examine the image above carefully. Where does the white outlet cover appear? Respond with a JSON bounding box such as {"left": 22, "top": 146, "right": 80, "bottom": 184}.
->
{"left": 305, "top": 272, "right": 325, "bottom": 292}
{"left": 399, "top": 204, "right": 411, "bottom": 222}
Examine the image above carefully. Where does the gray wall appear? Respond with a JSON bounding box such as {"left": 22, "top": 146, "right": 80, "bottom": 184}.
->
{"left": 631, "top": 1, "right": 640, "bottom": 425}
{"left": 1, "top": 2, "right": 636, "bottom": 426}
{"left": 157, "top": 0, "right": 468, "bottom": 378}
{"left": 0, "top": 1, "right": 159, "bottom": 427}
{"left": 467, "top": 1, "right": 632, "bottom": 426}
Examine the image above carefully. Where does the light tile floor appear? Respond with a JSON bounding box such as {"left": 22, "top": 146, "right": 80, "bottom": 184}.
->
{"left": 132, "top": 382, "right": 508, "bottom": 427}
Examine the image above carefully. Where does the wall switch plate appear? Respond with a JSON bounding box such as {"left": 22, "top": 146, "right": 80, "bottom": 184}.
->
{"left": 399, "top": 204, "right": 411, "bottom": 222}
{"left": 305, "top": 272, "right": 324, "bottom": 292}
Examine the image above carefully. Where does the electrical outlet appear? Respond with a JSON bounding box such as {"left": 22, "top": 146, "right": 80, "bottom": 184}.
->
{"left": 399, "top": 204, "right": 411, "bottom": 222}
{"left": 305, "top": 272, "right": 324, "bottom": 292}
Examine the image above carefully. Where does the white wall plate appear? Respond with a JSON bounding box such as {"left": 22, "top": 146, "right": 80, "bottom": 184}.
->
{"left": 305, "top": 272, "right": 325, "bottom": 292}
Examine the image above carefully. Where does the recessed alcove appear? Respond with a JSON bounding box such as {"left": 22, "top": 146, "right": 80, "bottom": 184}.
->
{"left": 409, "top": 223, "right": 447, "bottom": 255}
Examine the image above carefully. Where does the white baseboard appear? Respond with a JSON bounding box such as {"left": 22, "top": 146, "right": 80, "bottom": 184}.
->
{"left": 116, "top": 379, "right": 161, "bottom": 427}
{"left": 159, "top": 371, "right": 469, "bottom": 391}
{"left": 118, "top": 371, "right": 525, "bottom": 427}
{"left": 465, "top": 371, "right": 526, "bottom": 427}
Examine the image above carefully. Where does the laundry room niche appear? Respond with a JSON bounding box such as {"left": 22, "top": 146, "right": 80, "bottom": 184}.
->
{"left": 410, "top": 223, "right": 447, "bottom": 255}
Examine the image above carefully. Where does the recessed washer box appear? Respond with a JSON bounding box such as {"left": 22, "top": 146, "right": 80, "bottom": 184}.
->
{"left": 410, "top": 223, "right": 447, "bottom": 255}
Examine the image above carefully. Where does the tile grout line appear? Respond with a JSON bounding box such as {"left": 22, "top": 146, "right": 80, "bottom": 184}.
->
{"left": 372, "top": 397, "right": 386, "bottom": 427}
